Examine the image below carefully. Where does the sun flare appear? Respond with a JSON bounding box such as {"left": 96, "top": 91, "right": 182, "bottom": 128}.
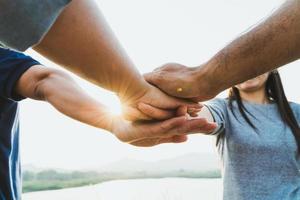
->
{"left": 107, "top": 96, "right": 123, "bottom": 116}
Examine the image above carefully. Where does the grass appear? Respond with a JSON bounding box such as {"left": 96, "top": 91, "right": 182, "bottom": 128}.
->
{"left": 22, "top": 169, "right": 221, "bottom": 193}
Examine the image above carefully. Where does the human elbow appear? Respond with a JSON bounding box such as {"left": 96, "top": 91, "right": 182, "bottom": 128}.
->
{"left": 34, "top": 69, "right": 72, "bottom": 101}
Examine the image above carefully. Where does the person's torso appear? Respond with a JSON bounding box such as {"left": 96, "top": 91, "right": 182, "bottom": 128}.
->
{"left": 0, "top": 97, "right": 21, "bottom": 200}
{"left": 217, "top": 100, "right": 300, "bottom": 200}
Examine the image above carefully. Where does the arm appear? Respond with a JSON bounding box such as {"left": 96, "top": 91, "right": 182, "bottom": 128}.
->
{"left": 145, "top": 0, "right": 300, "bottom": 101}
{"left": 15, "top": 65, "right": 217, "bottom": 146}
{"left": 1, "top": 0, "right": 142, "bottom": 98}
{"left": 16, "top": 65, "right": 113, "bottom": 131}
{"left": 138, "top": 103, "right": 217, "bottom": 135}
{"left": 33, "top": 0, "right": 147, "bottom": 101}
{"left": 32, "top": 0, "right": 201, "bottom": 120}
{"left": 0, "top": 0, "right": 199, "bottom": 120}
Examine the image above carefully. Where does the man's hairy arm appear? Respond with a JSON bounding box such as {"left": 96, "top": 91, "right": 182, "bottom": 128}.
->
{"left": 145, "top": 0, "right": 300, "bottom": 101}
{"left": 199, "top": 0, "right": 300, "bottom": 98}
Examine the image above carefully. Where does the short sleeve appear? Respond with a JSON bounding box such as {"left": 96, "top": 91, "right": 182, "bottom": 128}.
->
{"left": 290, "top": 102, "right": 300, "bottom": 125}
{"left": 0, "top": 0, "right": 71, "bottom": 51}
{"left": 0, "top": 48, "right": 40, "bottom": 101}
{"left": 205, "top": 98, "right": 228, "bottom": 136}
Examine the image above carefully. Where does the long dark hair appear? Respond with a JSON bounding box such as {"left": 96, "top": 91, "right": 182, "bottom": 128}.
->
{"left": 226, "top": 70, "right": 300, "bottom": 153}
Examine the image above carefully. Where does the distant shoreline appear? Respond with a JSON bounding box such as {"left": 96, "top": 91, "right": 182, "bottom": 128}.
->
{"left": 23, "top": 169, "right": 221, "bottom": 193}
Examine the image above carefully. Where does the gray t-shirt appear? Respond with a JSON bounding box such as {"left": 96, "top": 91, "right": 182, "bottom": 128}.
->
{"left": 206, "top": 99, "right": 300, "bottom": 200}
{"left": 0, "top": 0, "right": 71, "bottom": 51}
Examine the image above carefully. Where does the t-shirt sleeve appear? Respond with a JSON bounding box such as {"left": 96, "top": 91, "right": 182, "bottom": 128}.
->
{"left": 205, "top": 98, "right": 227, "bottom": 136}
{"left": 0, "top": 0, "right": 71, "bottom": 51}
{"left": 0, "top": 48, "right": 40, "bottom": 101}
{"left": 290, "top": 102, "right": 300, "bottom": 125}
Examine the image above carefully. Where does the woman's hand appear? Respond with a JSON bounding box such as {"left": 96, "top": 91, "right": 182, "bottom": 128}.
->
{"left": 111, "top": 115, "right": 217, "bottom": 147}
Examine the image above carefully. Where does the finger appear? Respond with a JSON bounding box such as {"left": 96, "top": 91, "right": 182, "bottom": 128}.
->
{"left": 130, "top": 138, "right": 162, "bottom": 147}
{"left": 134, "top": 116, "right": 187, "bottom": 138}
{"left": 171, "top": 118, "right": 218, "bottom": 135}
{"left": 130, "top": 116, "right": 215, "bottom": 140}
{"left": 138, "top": 102, "right": 176, "bottom": 120}
{"left": 122, "top": 106, "right": 152, "bottom": 121}
{"left": 161, "top": 95, "right": 203, "bottom": 110}
{"left": 198, "top": 122, "right": 219, "bottom": 134}
{"left": 171, "top": 135, "right": 188, "bottom": 143}
{"left": 130, "top": 137, "right": 171, "bottom": 147}
{"left": 182, "top": 122, "right": 217, "bottom": 135}
{"left": 179, "top": 106, "right": 203, "bottom": 117}
{"left": 155, "top": 135, "right": 188, "bottom": 144}
{"left": 130, "top": 135, "right": 188, "bottom": 147}
{"left": 128, "top": 116, "right": 216, "bottom": 145}
{"left": 186, "top": 119, "right": 217, "bottom": 134}
{"left": 159, "top": 116, "right": 187, "bottom": 132}
{"left": 176, "top": 105, "right": 187, "bottom": 116}
{"left": 144, "top": 72, "right": 160, "bottom": 86}
{"left": 188, "top": 121, "right": 217, "bottom": 134}
{"left": 187, "top": 107, "right": 202, "bottom": 115}
{"left": 150, "top": 116, "right": 216, "bottom": 137}
{"left": 188, "top": 112, "right": 199, "bottom": 118}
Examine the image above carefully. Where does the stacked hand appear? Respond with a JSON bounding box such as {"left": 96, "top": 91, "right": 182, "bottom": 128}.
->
{"left": 111, "top": 113, "right": 216, "bottom": 147}
{"left": 120, "top": 83, "right": 202, "bottom": 121}
{"left": 144, "top": 63, "right": 218, "bottom": 102}
{"left": 110, "top": 69, "right": 217, "bottom": 147}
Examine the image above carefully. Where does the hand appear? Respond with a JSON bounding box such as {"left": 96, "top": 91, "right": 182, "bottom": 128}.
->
{"left": 144, "top": 63, "right": 217, "bottom": 102}
{"left": 120, "top": 82, "right": 202, "bottom": 121}
{"left": 111, "top": 115, "right": 217, "bottom": 147}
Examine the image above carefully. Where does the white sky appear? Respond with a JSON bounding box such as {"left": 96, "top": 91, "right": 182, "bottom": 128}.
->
{"left": 21, "top": 0, "right": 299, "bottom": 170}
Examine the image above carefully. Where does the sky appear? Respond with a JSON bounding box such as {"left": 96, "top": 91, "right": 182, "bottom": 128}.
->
{"left": 20, "top": 0, "right": 299, "bottom": 170}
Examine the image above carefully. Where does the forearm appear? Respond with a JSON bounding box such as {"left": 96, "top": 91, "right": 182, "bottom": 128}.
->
{"left": 33, "top": 0, "right": 148, "bottom": 102}
{"left": 42, "top": 74, "right": 114, "bottom": 131}
{"left": 16, "top": 66, "right": 114, "bottom": 132}
{"left": 197, "top": 0, "right": 300, "bottom": 96}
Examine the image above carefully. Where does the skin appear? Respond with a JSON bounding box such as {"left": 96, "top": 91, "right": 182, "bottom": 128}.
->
{"left": 140, "top": 73, "right": 271, "bottom": 128}
{"left": 236, "top": 73, "right": 270, "bottom": 104}
{"left": 200, "top": 74, "right": 271, "bottom": 121}
{"left": 32, "top": 0, "right": 201, "bottom": 122}
{"left": 16, "top": 65, "right": 217, "bottom": 147}
{"left": 225, "top": 73, "right": 271, "bottom": 110}
{"left": 144, "top": 0, "right": 300, "bottom": 103}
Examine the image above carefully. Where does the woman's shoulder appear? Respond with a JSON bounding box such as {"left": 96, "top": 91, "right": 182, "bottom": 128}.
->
{"left": 289, "top": 102, "right": 300, "bottom": 119}
{"left": 205, "top": 98, "right": 230, "bottom": 112}
{"left": 289, "top": 101, "right": 300, "bottom": 109}
{"left": 205, "top": 98, "right": 229, "bottom": 106}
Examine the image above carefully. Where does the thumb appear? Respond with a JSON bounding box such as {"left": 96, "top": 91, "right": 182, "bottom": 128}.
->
{"left": 143, "top": 72, "right": 160, "bottom": 86}
{"left": 176, "top": 105, "right": 188, "bottom": 117}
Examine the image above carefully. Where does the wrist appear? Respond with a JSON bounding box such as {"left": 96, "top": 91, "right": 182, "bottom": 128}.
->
{"left": 117, "top": 77, "right": 150, "bottom": 104}
{"left": 108, "top": 115, "right": 127, "bottom": 141}
{"left": 194, "top": 62, "right": 221, "bottom": 101}
{"left": 106, "top": 114, "right": 121, "bottom": 133}
{"left": 87, "top": 104, "right": 118, "bottom": 133}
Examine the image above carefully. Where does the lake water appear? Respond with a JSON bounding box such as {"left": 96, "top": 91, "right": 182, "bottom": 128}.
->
{"left": 23, "top": 178, "right": 223, "bottom": 200}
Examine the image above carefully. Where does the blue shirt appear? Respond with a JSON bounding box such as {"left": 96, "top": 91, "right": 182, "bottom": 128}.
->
{"left": 0, "top": 48, "right": 39, "bottom": 200}
{"left": 206, "top": 99, "right": 300, "bottom": 200}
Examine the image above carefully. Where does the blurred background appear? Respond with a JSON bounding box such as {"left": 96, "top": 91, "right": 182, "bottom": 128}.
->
{"left": 21, "top": 0, "right": 298, "bottom": 199}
